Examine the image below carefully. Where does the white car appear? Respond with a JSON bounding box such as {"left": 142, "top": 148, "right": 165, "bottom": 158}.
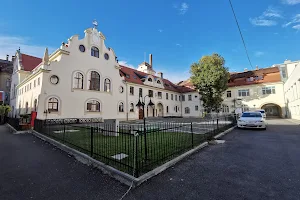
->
{"left": 255, "top": 109, "right": 266, "bottom": 118}
{"left": 237, "top": 111, "right": 267, "bottom": 130}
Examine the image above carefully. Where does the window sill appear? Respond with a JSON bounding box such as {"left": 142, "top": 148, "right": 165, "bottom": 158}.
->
{"left": 86, "top": 111, "right": 102, "bottom": 113}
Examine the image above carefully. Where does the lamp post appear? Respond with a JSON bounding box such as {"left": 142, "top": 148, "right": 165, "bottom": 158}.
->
{"left": 136, "top": 95, "right": 154, "bottom": 160}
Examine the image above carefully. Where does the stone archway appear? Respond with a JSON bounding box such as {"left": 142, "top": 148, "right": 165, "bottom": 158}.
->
{"left": 261, "top": 103, "right": 282, "bottom": 118}
{"left": 157, "top": 103, "right": 164, "bottom": 117}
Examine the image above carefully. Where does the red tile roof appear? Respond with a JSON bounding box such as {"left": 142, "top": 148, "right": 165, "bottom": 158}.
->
{"left": 119, "top": 65, "right": 195, "bottom": 93}
{"left": 21, "top": 54, "right": 42, "bottom": 71}
{"left": 178, "top": 67, "right": 282, "bottom": 88}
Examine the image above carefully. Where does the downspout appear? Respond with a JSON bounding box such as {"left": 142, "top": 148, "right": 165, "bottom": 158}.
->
{"left": 125, "top": 81, "right": 128, "bottom": 121}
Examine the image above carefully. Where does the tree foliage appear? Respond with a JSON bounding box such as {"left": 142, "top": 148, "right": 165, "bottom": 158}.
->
{"left": 0, "top": 105, "right": 11, "bottom": 116}
{"left": 190, "top": 53, "right": 229, "bottom": 112}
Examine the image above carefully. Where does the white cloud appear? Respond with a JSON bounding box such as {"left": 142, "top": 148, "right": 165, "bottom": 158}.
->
{"left": 254, "top": 51, "right": 265, "bottom": 57}
{"left": 0, "top": 35, "right": 54, "bottom": 60}
{"left": 118, "top": 60, "right": 135, "bottom": 69}
{"left": 158, "top": 29, "right": 163, "bottom": 33}
{"left": 263, "top": 6, "right": 282, "bottom": 18}
{"left": 274, "top": 32, "right": 279, "bottom": 35}
{"left": 282, "top": 14, "right": 300, "bottom": 27}
{"left": 281, "top": 0, "right": 300, "bottom": 5}
{"left": 175, "top": 43, "right": 182, "bottom": 47}
{"left": 179, "top": 2, "right": 189, "bottom": 15}
{"left": 174, "top": 2, "right": 189, "bottom": 15}
{"left": 250, "top": 6, "right": 282, "bottom": 27}
{"left": 292, "top": 24, "right": 300, "bottom": 29}
{"left": 249, "top": 18, "right": 277, "bottom": 26}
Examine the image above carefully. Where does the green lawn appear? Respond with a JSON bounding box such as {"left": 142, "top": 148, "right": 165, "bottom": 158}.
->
{"left": 39, "top": 124, "right": 207, "bottom": 177}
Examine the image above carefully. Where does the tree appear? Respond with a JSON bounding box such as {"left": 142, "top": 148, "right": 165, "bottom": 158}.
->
{"left": 190, "top": 53, "right": 229, "bottom": 112}
{"left": 0, "top": 104, "right": 11, "bottom": 123}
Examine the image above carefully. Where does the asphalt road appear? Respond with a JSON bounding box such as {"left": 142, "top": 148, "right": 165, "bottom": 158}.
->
{"left": 1, "top": 119, "right": 300, "bottom": 200}
{"left": 124, "top": 119, "right": 300, "bottom": 200}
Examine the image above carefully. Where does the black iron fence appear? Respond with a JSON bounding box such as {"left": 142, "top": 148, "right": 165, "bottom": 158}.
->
{"left": 6, "top": 117, "right": 21, "bottom": 131}
{"left": 34, "top": 114, "right": 236, "bottom": 177}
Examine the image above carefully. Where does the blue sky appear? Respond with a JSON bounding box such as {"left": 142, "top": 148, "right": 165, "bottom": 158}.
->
{"left": 1, "top": 0, "right": 300, "bottom": 82}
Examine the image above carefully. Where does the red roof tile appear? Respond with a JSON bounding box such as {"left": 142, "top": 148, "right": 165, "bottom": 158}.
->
{"left": 21, "top": 54, "right": 42, "bottom": 71}
{"left": 119, "top": 65, "right": 195, "bottom": 93}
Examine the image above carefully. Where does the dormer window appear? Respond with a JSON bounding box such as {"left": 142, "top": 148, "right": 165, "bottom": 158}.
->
{"left": 148, "top": 78, "right": 152, "bottom": 82}
{"left": 157, "top": 80, "right": 161, "bottom": 84}
{"left": 126, "top": 74, "right": 130, "bottom": 78}
{"left": 91, "top": 46, "right": 99, "bottom": 58}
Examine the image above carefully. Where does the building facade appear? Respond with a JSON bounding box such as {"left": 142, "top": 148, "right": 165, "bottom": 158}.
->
{"left": 279, "top": 60, "right": 300, "bottom": 120}
{"left": 9, "top": 24, "right": 201, "bottom": 120}
{"left": 0, "top": 55, "right": 13, "bottom": 104}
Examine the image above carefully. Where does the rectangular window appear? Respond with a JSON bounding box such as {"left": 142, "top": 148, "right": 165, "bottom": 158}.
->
{"left": 38, "top": 77, "right": 40, "bottom": 86}
{"left": 139, "top": 88, "right": 143, "bottom": 97}
{"left": 30, "top": 83, "right": 32, "bottom": 90}
{"left": 158, "top": 92, "right": 162, "bottom": 99}
{"left": 262, "top": 86, "right": 276, "bottom": 95}
{"left": 171, "top": 94, "right": 174, "bottom": 100}
{"left": 34, "top": 80, "right": 36, "bottom": 87}
{"left": 182, "top": 95, "right": 185, "bottom": 101}
{"left": 166, "top": 93, "right": 169, "bottom": 100}
{"left": 238, "top": 89, "right": 250, "bottom": 97}
{"left": 179, "top": 96, "right": 181, "bottom": 101}
{"left": 175, "top": 95, "right": 177, "bottom": 101}
{"left": 227, "top": 91, "right": 232, "bottom": 98}
{"left": 188, "top": 95, "right": 192, "bottom": 101}
{"left": 130, "top": 86, "right": 134, "bottom": 95}
{"left": 195, "top": 105, "right": 199, "bottom": 111}
{"left": 149, "top": 90, "right": 153, "bottom": 97}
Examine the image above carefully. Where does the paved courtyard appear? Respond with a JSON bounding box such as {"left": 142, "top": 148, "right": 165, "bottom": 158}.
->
{"left": 1, "top": 119, "right": 300, "bottom": 200}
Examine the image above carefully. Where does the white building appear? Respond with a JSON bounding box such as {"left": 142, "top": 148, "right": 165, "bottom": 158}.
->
{"left": 9, "top": 23, "right": 201, "bottom": 120}
{"left": 279, "top": 60, "right": 300, "bottom": 120}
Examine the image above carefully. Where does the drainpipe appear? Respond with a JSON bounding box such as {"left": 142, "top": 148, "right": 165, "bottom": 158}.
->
{"left": 282, "top": 82, "right": 288, "bottom": 118}
{"left": 125, "top": 81, "right": 128, "bottom": 121}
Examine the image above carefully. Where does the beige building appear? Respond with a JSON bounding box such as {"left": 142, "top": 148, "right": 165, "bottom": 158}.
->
{"left": 0, "top": 55, "right": 13, "bottom": 104}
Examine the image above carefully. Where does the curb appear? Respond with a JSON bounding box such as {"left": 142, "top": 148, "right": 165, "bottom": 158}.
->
{"left": 31, "top": 130, "right": 209, "bottom": 187}
{"left": 213, "top": 125, "right": 237, "bottom": 139}
{"left": 5, "top": 123, "right": 29, "bottom": 134}
{"left": 286, "top": 119, "right": 300, "bottom": 125}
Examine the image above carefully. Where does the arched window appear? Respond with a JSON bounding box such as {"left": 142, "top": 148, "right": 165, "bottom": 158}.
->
{"left": 74, "top": 72, "right": 84, "bottom": 89}
{"left": 119, "top": 102, "right": 124, "bottom": 112}
{"left": 87, "top": 100, "right": 101, "bottom": 112}
{"left": 185, "top": 107, "right": 190, "bottom": 114}
{"left": 48, "top": 97, "right": 59, "bottom": 112}
{"left": 34, "top": 99, "right": 38, "bottom": 111}
{"left": 19, "top": 101, "right": 21, "bottom": 114}
{"left": 89, "top": 71, "right": 100, "bottom": 91}
{"left": 130, "top": 103, "right": 134, "bottom": 112}
{"left": 148, "top": 78, "right": 152, "bottom": 82}
{"left": 91, "top": 46, "right": 99, "bottom": 58}
{"left": 104, "top": 78, "right": 111, "bottom": 92}
{"left": 25, "top": 102, "right": 29, "bottom": 113}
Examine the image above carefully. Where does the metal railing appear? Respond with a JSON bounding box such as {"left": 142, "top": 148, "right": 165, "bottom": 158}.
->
{"left": 34, "top": 115, "right": 236, "bottom": 177}
{"left": 6, "top": 117, "right": 21, "bottom": 131}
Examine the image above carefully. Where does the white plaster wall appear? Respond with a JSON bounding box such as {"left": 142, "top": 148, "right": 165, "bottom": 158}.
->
{"left": 181, "top": 92, "right": 202, "bottom": 117}
{"left": 223, "top": 82, "right": 285, "bottom": 117}
{"left": 35, "top": 28, "right": 127, "bottom": 120}
{"left": 284, "top": 63, "right": 300, "bottom": 120}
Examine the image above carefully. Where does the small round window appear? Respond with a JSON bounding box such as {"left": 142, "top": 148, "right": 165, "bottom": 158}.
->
{"left": 104, "top": 53, "right": 109, "bottom": 60}
{"left": 79, "top": 45, "right": 85, "bottom": 52}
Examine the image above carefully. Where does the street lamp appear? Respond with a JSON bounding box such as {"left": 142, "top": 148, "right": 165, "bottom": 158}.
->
{"left": 136, "top": 95, "right": 154, "bottom": 160}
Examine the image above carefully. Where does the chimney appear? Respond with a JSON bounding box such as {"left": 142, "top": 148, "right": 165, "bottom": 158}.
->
{"left": 157, "top": 72, "right": 163, "bottom": 78}
{"left": 12, "top": 56, "right": 15, "bottom": 62}
{"left": 244, "top": 68, "right": 248, "bottom": 72}
{"left": 149, "top": 54, "right": 152, "bottom": 67}
{"left": 6, "top": 55, "right": 9, "bottom": 61}
{"left": 256, "top": 65, "right": 259, "bottom": 70}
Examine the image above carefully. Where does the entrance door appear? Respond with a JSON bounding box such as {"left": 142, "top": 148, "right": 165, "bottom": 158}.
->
{"left": 138, "top": 108, "right": 143, "bottom": 119}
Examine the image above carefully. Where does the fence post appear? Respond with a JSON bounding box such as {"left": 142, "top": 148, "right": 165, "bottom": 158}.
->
{"left": 63, "top": 123, "right": 66, "bottom": 143}
{"left": 191, "top": 122, "right": 194, "bottom": 148}
{"left": 217, "top": 118, "right": 219, "bottom": 132}
{"left": 90, "top": 126, "right": 94, "bottom": 157}
{"left": 134, "top": 131, "right": 139, "bottom": 177}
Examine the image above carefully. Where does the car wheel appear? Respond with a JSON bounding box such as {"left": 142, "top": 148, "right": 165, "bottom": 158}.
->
{"left": 262, "top": 127, "right": 267, "bottom": 130}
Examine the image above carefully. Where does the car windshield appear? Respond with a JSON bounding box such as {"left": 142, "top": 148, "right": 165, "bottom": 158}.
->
{"left": 257, "top": 110, "right": 265, "bottom": 113}
{"left": 242, "top": 113, "right": 262, "bottom": 117}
